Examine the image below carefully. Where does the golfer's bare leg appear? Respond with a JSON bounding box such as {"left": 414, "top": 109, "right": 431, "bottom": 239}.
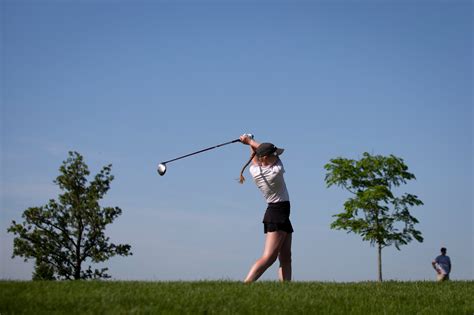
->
{"left": 278, "top": 233, "right": 292, "bottom": 281}
{"left": 244, "top": 231, "right": 287, "bottom": 283}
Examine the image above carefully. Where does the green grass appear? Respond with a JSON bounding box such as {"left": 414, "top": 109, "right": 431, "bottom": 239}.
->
{"left": 1, "top": 281, "right": 473, "bottom": 314}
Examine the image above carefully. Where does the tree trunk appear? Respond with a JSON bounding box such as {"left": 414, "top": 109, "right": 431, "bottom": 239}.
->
{"left": 74, "top": 243, "right": 81, "bottom": 280}
{"left": 377, "top": 242, "right": 383, "bottom": 282}
{"left": 74, "top": 221, "right": 83, "bottom": 280}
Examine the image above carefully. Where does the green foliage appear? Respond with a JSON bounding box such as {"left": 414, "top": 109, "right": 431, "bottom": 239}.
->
{"left": 32, "top": 260, "right": 55, "bottom": 281}
{"left": 324, "top": 152, "right": 424, "bottom": 281}
{"left": 1, "top": 281, "right": 473, "bottom": 314}
{"left": 7, "top": 152, "right": 132, "bottom": 280}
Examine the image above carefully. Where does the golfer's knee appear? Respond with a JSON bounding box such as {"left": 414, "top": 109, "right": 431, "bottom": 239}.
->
{"left": 261, "top": 253, "right": 278, "bottom": 266}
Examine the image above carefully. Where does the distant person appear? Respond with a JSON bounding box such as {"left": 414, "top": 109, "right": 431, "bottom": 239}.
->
{"left": 239, "top": 134, "right": 293, "bottom": 283}
{"left": 432, "top": 247, "right": 451, "bottom": 281}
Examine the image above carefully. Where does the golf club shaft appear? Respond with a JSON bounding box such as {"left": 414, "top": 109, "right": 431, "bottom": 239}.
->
{"left": 162, "top": 139, "right": 241, "bottom": 164}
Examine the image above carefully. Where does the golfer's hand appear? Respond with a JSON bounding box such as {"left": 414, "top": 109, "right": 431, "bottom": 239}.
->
{"left": 240, "top": 134, "right": 252, "bottom": 145}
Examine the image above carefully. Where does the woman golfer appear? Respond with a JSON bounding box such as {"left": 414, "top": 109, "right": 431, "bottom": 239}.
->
{"left": 239, "top": 134, "right": 293, "bottom": 283}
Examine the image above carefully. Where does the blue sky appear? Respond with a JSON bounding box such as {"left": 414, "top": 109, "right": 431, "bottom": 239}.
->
{"left": 1, "top": 0, "right": 472, "bottom": 281}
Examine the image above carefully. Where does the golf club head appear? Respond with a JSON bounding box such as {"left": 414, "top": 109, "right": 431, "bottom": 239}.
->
{"left": 157, "top": 163, "right": 167, "bottom": 176}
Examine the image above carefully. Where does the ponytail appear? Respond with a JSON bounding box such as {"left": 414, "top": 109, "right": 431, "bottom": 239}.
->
{"left": 239, "top": 152, "right": 256, "bottom": 184}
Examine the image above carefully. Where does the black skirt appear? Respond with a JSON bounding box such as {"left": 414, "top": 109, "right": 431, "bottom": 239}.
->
{"left": 263, "top": 201, "right": 294, "bottom": 234}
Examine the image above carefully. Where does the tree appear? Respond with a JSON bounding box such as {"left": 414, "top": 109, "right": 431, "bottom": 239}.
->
{"left": 8, "top": 151, "right": 132, "bottom": 280}
{"left": 324, "top": 152, "right": 423, "bottom": 282}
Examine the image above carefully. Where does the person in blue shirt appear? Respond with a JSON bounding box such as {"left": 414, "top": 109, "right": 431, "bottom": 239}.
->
{"left": 432, "top": 247, "right": 451, "bottom": 281}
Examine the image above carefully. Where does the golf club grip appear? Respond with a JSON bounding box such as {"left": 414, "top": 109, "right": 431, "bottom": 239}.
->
{"left": 162, "top": 139, "right": 241, "bottom": 164}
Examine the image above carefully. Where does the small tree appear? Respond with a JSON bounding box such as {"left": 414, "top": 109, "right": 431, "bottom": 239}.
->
{"left": 8, "top": 151, "right": 132, "bottom": 280}
{"left": 324, "top": 152, "right": 423, "bottom": 282}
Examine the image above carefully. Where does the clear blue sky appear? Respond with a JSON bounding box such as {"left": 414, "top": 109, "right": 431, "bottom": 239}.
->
{"left": 1, "top": 0, "right": 472, "bottom": 281}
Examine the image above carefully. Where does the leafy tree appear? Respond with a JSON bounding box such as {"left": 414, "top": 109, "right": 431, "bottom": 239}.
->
{"left": 8, "top": 151, "right": 132, "bottom": 280}
{"left": 324, "top": 152, "right": 423, "bottom": 282}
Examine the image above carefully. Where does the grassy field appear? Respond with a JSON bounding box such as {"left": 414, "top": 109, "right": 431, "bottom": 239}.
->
{"left": 1, "top": 280, "right": 473, "bottom": 314}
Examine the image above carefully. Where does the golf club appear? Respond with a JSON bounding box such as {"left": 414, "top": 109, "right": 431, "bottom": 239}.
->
{"left": 157, "top": 135, "right": 253, "bottom": 176}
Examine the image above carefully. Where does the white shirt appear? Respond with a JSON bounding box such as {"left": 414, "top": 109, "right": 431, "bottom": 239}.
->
{"left": 249, "top": 159, "right": 290, "bottom": 204}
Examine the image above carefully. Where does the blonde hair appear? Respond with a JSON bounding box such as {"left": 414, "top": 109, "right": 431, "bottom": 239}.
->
{"left": 239, "top": 152, "right": 256, "bottom": 184}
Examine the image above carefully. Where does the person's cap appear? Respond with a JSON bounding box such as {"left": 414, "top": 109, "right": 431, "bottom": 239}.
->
{"left": 255, "top": 143, "right": 284, "bottom": 157}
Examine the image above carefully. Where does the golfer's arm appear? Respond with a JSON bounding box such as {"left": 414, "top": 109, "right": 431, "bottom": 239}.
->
{"left": 248, "top": 139, "right": 260, "bottom": 152}
{"left": 248, "top": 139, "right": 260, "bottom": 164}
